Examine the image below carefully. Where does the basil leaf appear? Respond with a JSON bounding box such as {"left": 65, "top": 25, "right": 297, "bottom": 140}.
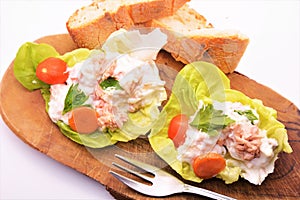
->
{"left": 190, "top": 104, "right": 235, "bottom": 136}
{"left": 235, "top": 110, "right": 258, "bottom": 125}
{"left": 99, "top": 77, "right": 121, "bottom": 90}
{"left": 63, "top": 83, "right": 88, "bottom": 114}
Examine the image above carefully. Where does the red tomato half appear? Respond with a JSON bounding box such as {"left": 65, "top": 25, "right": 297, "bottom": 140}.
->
{"left": 36, "top": 57, "right": 69, "bottom": 84}
{"left": 168, "top": 114, "right": 188, "bottom": 147}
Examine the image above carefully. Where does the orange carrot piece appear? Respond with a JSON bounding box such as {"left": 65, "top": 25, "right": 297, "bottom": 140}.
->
{"left": 192, "top": 153, "right": 226, "bottom": 179}
{"left": 68, "top": 107, "right": 99, "bottom": 134}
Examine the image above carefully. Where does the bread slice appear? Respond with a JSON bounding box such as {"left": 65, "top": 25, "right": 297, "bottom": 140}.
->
{"left": 146, "top": 5, "right": 249, "bottom": 73}
{"left": 67, "top": 0, "right": 190, "bottom": 49}
{"left": 67, "top": 1, "right": 249, "bottom": 73}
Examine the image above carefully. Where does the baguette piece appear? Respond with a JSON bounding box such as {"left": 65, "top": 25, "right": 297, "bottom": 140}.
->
{"left": 146, "top": 5, "right": 249, "bottom": 73}
{"left": 67, "top": 0, "right": 190, "bottom": 49}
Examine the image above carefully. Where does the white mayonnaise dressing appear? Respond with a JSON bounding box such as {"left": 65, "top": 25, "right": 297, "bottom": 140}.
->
{"left": 213, "top": 101, "right": 259, "bottom": 125}
{"left": 116, "top": 55, "right": 166, "bottom": 112}
{"left": 177, "top": 127, "right": 225, "bottom": 164}
{"left": 48, "top": 84, "right": 70, "bottom": 124}
{"left": 177, "top": 100, "right": 278, "bottom": 185}
{"left": 47, "top": 29, "right": 167, "bottom": 131}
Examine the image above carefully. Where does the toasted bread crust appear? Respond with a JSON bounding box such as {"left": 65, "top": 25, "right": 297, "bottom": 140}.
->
{"left": 67, "top": 0, "right": 190, "bottom": 49}
{"left": 67, "top": 11, "right": 119, "bottom": 49}
{"left": 158, "top": 29, "right": 249, "bottom": 73}
{"left": 148, "top": 5, "right": 249, "bottom": 73}
{"left": 194, "top": 35, "right": 249, "bottom": 73}
{"left": 67, "top": 1, "right": 249, "bottom": 73}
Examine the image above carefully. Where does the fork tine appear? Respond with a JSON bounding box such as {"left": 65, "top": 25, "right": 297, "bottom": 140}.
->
{"left": 109, "top": 170, "right": 151, "bottom": 195}
{"left": 112, "top": 162, "right": 153, "bottom": 183}
{"left": 112, "top": 155, "right": 236, "bottom": 199}
{"left": 115, "top": 154, "right": 159, "bottom": 174}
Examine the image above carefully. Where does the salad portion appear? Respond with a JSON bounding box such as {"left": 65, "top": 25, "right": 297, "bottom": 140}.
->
{"left": 14, "top": 28, "right": 168, "bottom": 148}
{"left": 149, "top": 61, "right": 292, "bottom": 185}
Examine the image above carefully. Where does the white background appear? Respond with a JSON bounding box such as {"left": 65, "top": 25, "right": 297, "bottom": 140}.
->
{"left": 0, "top": 0, "right": 299, "bottom": 199}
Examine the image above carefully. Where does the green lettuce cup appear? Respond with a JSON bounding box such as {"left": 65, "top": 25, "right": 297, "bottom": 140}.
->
{"left": 149, "top": 61, "right": 292, "bottom": 184}
{"left": 13, "top": 28, "right": 169, "bottom": 148}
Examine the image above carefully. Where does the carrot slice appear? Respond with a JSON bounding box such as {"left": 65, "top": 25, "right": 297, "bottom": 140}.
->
{"left": 68, "top": 107, "right": 99, "bottom": 134}
{"left": 192, "top": 153, "right": 226, "bottom": 179}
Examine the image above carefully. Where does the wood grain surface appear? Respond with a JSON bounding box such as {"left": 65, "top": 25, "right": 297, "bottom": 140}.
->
{"left": 0, "top": 34, "right": 299, "bottom": 200}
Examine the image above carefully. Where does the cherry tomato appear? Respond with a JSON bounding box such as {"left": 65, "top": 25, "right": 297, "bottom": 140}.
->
{"left": 193, "top": 153, "right": 226, "bottom": 179}
{"left": 168, "top": 114, "right": 188, "bottom": 147}
{"left": 36, "top": 57, "right": 69, "bottom": 84}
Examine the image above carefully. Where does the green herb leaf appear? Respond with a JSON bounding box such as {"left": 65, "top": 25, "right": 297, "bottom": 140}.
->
{"left": 99, "top": 77, "right": 122, "bottom": 90}
{"left": 190, "top": 104, "right": 235, "bottom": 135}
{"left": 63, "top": 83, "right": 88, "bottom": 114}
{"left": 235, "top": 110, "right": 258, "bottom": 125}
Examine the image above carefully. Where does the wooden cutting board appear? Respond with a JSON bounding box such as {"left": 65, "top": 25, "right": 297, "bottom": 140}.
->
{"left": 0, "top": 34, "right": 299, "bottom": 200}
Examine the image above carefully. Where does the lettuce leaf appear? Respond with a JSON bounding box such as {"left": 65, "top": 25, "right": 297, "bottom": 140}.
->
{"left": 149, "top": 61, "right": 292, "bottom": 184}
{"left": 55, "top": 103, "right": 159, "bottom": 148}
{"left": 149, "top": 61, "right": 231, "bottom": 183}
{"left": 102, "top": 28, "right": 167, "bottom": 61}
{"left": 13, "top": 42, "right": 90, "bottom": 91}
{"left": 14, "top": 36, "right": 164, "bottom": 148}
{"left": 13, "top": 42, "right": 59, "bottom": 90}
{"left": 224, "top": 89, "right": 292, "bottom": 154}
{"left": 58, "top": 48, "right": 90, "bottom": 67}
{"left": 57, "top": 121, "right": 117, "bottom": 148}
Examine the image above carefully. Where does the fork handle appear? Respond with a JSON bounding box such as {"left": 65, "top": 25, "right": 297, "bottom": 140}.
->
{"left": 183, "top": 184, "right": 236, "bottom": 200}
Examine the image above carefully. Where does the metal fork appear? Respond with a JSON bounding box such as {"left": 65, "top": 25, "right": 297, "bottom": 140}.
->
{"left": 109, "top": 154, "right": 236, "bottom": 200}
